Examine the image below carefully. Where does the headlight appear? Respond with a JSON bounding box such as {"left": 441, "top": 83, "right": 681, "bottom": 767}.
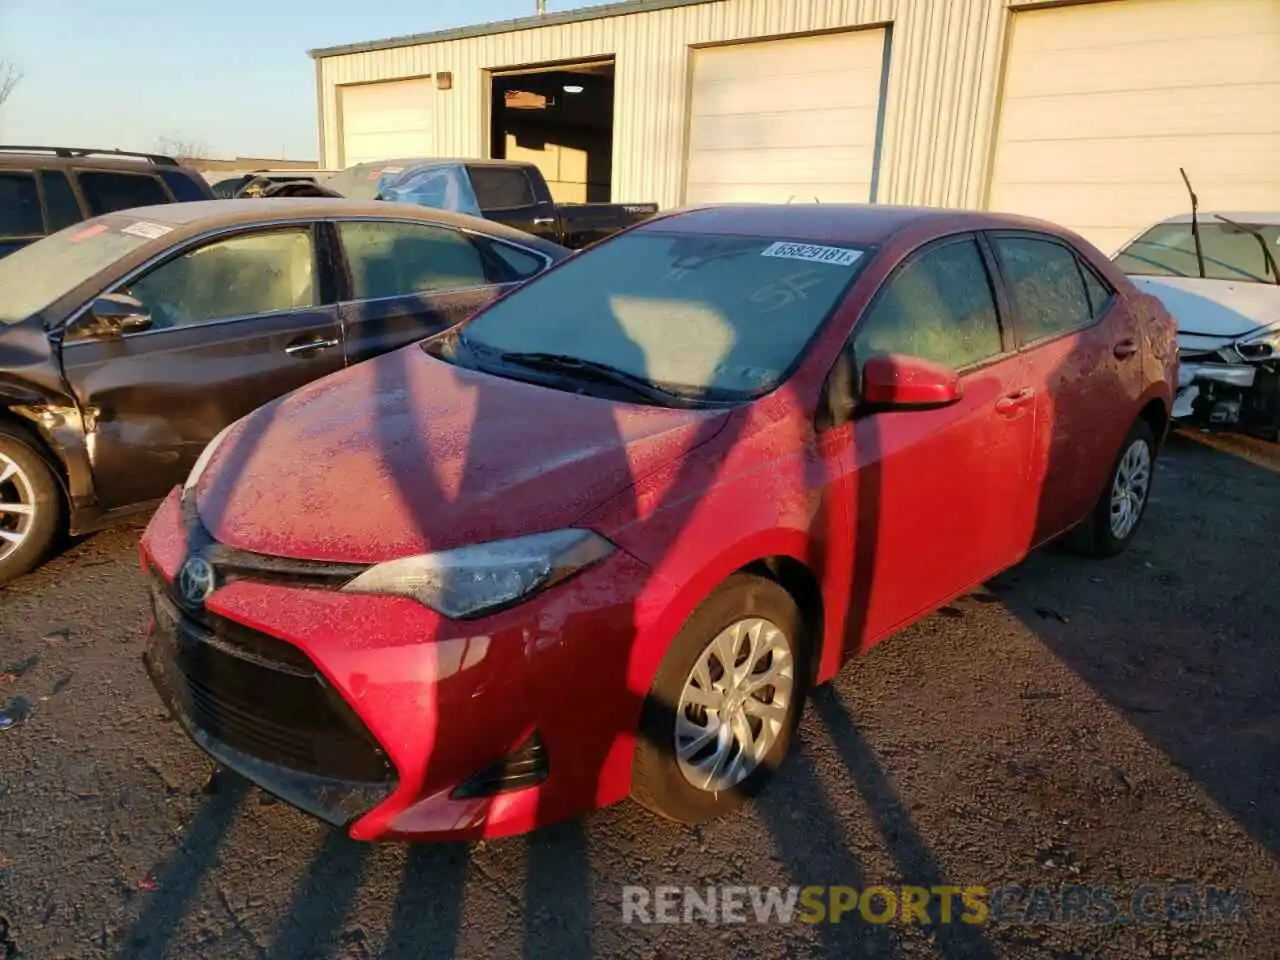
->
{"left": 183, "top": 420, "right": 238, "bottom": 492}
{"left": 1235, "top": 322, "right": 1280, "bottom": 361}
{"left": 340, "top": 529, "right": 615, "bottom": 618}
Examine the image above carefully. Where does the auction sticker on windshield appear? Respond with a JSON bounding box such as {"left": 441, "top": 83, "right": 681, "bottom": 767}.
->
{"left": 761, "top": 242, "right": 862, "bottom": 267}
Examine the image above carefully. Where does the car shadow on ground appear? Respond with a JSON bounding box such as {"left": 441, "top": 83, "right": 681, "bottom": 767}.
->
{"left": 993, "top": 430, "right": 1280, "bottom": 859}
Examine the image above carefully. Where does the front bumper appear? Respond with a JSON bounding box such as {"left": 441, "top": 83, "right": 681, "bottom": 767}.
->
{"left": 139, "top": 488, "right": 663, "bottom": 841}
{"left": 1172, "top": 352, "right": 1277, "bottom": 432}
{"left": 143, "top": 575, "right": 398, "bottom": 826}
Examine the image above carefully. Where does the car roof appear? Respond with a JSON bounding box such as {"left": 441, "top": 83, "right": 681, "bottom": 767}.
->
{"left": 1156, "top": 211, "right": 1280, "bottom": 227}
{"left": 0, "top": 149, "right": 186, "bottom": 172}
{"left": 92, "top": 197, "right": 568, "bottom": 253}
{"left": 646, "top": 203, "right": 1081, "bottom": 245}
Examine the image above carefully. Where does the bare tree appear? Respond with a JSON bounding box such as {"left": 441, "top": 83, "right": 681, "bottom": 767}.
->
{"left": 0, "top": 61, "right": 21, "bottom": 109}
{"left": 156, "top": 134, "right": 211, "bottom": 161}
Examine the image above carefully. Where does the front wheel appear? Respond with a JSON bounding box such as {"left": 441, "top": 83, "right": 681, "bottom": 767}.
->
{"left": 0, "top": 427, "right": 64, "bottom": 585}
{"left": 1071, "top": 418, "right": 1156, "bottom": 558}
{"left": 631, "top": 574, "right": 809, "bottom": 825}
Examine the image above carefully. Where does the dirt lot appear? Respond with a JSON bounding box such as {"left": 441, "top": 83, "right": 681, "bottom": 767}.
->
{"left": 1, "top": 429, "right": 1277, "bottom": 959}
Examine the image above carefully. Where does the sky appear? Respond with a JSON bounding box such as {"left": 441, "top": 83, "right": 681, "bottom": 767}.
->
{"left": 0, "top": 0, "right": 612, "bottom": 161}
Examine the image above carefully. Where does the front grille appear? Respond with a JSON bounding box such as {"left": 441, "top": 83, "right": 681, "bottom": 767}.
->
{"left": 179, "top": 599, "right": 316, "bottom": 677}
{"left": 149, "top": 572, "right": 393, "bottom": 785}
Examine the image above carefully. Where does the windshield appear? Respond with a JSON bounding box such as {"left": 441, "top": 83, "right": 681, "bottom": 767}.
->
{"left": 0, "top": 218, "right": 159, "bottom": 324}
{"left": 458, "top": 231, "right": 870, "bottom": 399}
{"left": 1114, "top": 221, "right": 1280, "bottom": 284}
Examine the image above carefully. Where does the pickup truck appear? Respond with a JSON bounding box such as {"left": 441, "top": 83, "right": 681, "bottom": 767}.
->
{"left": 320, "top": 158, "right": 658, "bottom": 249}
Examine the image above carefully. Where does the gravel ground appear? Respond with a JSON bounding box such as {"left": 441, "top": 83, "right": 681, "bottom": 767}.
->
{"left": 0, "top": 429, "right": 1277, "bottom": 959}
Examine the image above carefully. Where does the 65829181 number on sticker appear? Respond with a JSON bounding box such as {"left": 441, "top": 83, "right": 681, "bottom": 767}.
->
{"left": 761, "top": 242, "right": 862, "bottom": 267}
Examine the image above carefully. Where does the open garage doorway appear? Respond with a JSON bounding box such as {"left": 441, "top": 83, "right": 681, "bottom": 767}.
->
{"left": 489, "top": 59, "right": 614, "bottom": 203}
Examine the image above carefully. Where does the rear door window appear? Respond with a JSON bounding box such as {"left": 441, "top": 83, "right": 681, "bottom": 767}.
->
{"left": 0, "top": 172, "right": 44, "bottom": 238}
{"left": 338, "top": 220, "right": 491, "bottom": 300}
{"left": 469, "top": 167, "right": 536, "bottom": 210}
{"left": 77, "top": 171, "right": 171, "bottom": 216}
{"left": 991, "top": 235, "right": 1095, "bottom": 344}
{"left": 40, "top": 170, "right": 83, "bottom": 231}
{"left": 854, "top": 236, "right": 1005, "bottom": 371}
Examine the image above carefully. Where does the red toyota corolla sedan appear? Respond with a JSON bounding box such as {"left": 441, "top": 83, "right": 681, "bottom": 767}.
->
{"left": 139, "top": 205, "right": 1178, "bottom": 842}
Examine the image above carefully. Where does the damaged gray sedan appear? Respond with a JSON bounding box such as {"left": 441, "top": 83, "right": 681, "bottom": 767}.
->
{"left": 1114, "top": 212, "right": 1280, "bottom": 440}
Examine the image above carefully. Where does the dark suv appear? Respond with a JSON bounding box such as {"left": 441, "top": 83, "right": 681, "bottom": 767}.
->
{"left": 0, "top": 146, "right": 215, "bottom": 258}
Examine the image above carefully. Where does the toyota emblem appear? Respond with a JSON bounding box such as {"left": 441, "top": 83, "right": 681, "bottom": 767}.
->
{"left": 177, "top": 555, "right": 217, "bottom": 606}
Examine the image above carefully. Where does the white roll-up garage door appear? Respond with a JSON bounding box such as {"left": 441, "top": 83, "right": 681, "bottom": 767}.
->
{"left": 339, "top": 78, "right": 436, "bottom": 167}
{"left": 988, "top": 0, "right": 1280, "bottom": 255}
{"left": 684, "top": 29, "right": 888, "bottom": 205}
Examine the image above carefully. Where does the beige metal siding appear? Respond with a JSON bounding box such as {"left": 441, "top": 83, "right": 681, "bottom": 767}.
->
{"left": 989, "top": 0, "right": 1280, "bottom": 253}
{"left": 684, "top": 29, "right": 887, "bottom": 204}
{"left": 339, "top": 78, "right": 437, "bottom": 165}
{"left": 317, "top": 0, "right": 1017, "bottom": 210}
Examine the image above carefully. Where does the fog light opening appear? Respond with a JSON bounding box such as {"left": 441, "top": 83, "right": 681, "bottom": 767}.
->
{"left": 451, "top": 730, "right": 549, "bottom": 799}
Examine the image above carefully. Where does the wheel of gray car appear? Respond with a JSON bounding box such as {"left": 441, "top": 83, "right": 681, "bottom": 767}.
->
{"left": 1072, "top": 418, "right": 1156, "bottom": 559}
{"left": 0, "top": 426, "right": 64, "bottom": 585}
{"left": 631, "top": 574, "right": 809, "bottom": 824}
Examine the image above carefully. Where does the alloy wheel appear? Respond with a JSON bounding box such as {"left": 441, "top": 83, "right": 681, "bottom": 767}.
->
{"left": 675, "top": 616, "right": 794, "bottom": 793}
{"left": 1110, "top": 438, "right": 1151, "bottom": 541}
{"left": 0, "top": 453, "right": 36, "bottom": 563}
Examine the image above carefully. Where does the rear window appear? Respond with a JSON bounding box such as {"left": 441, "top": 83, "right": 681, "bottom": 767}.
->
{"left": 160, "top": 169, "right": 211, "bottom": 202}
{"left": 0, "top": 216, "right": 161, "bottom": 324}
{"left": 0, "top": 172, "right": 43, "bottom": 238}
{"left": 77, "top": 171, "right": 171, "bottom": 216}
{"left": 469, "top": 166, "right": 536, "bottom": 210}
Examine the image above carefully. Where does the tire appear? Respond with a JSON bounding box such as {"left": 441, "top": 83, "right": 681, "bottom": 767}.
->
{"left": 631, "top": 573, "right": 810, "bottom": 824}
{"left": 0, "top": 426, "right": 64, "bottom": 585}
{"left": 1070, "top": 418, "right": 1156, "bottom": 559}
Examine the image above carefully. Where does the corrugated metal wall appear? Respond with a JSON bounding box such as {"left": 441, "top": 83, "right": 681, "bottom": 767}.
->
{"left": 316, "top": 0, "right": 1057, "bottom": 210}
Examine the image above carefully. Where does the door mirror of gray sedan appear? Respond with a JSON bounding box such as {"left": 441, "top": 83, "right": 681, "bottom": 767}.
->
{"left": 86, "top": 293, "right": 152, "bottom": 337}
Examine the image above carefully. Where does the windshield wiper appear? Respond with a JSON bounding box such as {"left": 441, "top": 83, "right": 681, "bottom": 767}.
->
{"left": 1212, "top": 214, "right": 1280, "bottom": 285}
{"left": 496, "top": 351, "right": 692, "bottom": 404}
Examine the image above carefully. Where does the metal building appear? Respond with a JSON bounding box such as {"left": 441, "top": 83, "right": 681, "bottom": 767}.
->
{"left": 311, "top": 0, "right": 1279, "bottom": 252}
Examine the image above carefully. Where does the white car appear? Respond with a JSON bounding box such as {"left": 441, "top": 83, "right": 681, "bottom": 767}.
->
{"left": 1113, "top": 212, "right": 1280, "bottom": 440}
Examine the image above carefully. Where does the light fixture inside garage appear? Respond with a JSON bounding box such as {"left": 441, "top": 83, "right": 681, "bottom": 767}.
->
{"left": 563, "top": 83, "right": 584, "bottom": 94}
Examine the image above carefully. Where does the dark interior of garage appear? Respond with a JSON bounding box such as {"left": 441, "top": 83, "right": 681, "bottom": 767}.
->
{"left": 489, "top": 59, "right": 614, "bottom": 203}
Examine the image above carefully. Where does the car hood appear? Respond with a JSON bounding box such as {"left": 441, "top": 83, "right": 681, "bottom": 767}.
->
{"left": 1129, "top": 276, "right": 1280, "bottom": 351}
{"left": 194, "top": 346, "right": 731, "bottom": 564}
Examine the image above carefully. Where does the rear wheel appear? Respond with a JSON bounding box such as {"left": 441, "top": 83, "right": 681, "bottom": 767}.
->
{"left": 1071, "top": 418, "right": 1155, "bottom": 558}
{"left": 0, "top": 427, "right": 64, "bottom": 585}
{"left": 632, "top": 574, "right": 808, "bottom": 824}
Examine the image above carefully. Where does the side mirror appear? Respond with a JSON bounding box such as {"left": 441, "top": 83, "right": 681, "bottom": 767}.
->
{"left": 861, "top": 353, "right": 963, "bottom": 410}
{"left": 86, "top": 293, "right": 152, "bottom": 337}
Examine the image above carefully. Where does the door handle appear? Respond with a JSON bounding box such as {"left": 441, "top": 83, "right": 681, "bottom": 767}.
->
{"left": 285, "top": 337, "right": 339, "bottom": 357}
{"left": 995, "top": 387, "right": 1035, "bottom": 416}
{"left": 1113, "top": 337, "right": 1139, "bottom": 359}
{"left": 531, "top": 217, "right": 555, "bottom": 225}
